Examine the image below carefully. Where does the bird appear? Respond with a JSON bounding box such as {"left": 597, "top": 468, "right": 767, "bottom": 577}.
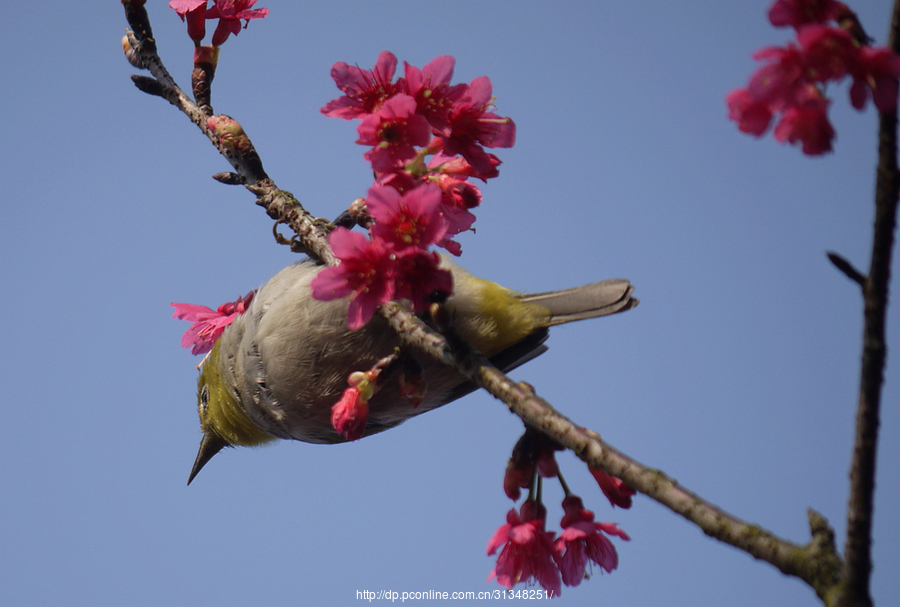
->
{"left": 188, "top": 257, "right": 638, "bottom": 484}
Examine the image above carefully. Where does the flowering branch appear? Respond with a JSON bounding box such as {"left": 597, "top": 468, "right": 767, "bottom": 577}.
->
{"left": 122, "top": 1, "right": 894, "bottom": 603}
{"left": 121, "top": 0, "right": 334, "bottom": 264}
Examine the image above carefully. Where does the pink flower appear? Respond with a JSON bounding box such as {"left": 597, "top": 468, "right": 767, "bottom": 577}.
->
{"left": 429, "top": 149, "right": 501, "bottom": 181}
{"left": 357, "top": 94, "right": 431, "bottom": 173}
{"left": 588, "top": 467, "right": 636, "bottom": 509}
{"left": 169, "top": 0, "right": 207, "bottom": 43}
{"left": 432, "top": 174, "right": 480, "bottom": 255}
{"left": 768, "top": 0, "right": 844, "bottom": 29}
{"left": 374, "top": 169, "right": 418, "bottom": 195}
{"left": 503, "top": 464, "right": 533, "bottom": 502}
{"left": 748, "top": 44, "right": 807, "bottom": 108}
{"left": 797, "top": 24, "right": 858, "bottom": 82}
{"left": 536, "top": 451, "right": 559, "bottom": 478}
{"left": 403, "top": 56, "right": 467, "bottom": 131}
{"left": 850, "top": 46, "right": 900, "bottom": 112}
{"left": 331, "top": 386, "right": 369, "bottom": 441}
{"left": 366, "top": 182, "right": 448, "bottom": 250}
{"left": 487, "top": 501, "right": 561, "bottom": 596}
{"left": 555, "top": 496, "right": 630, "bottom": 587}
{"left": 310, "top": 228, "right": 396, "bottom": 329}
{"left": 393, "top": 248, "right": 453, "bottom": 312}
{"left": 773, "top": 86, "right": 835, "bottom": 154}
{"left": 171, "top": 291, "right": 255, "bottom": 355}
{"left": 206, "top": 0, "right": 269, "bottom": 47}
{"left": 726, "top": 88, "right": 774, "bottom": 136}
{"left": 443, "top": 77, "right": 516, "bottom": 175}
{"left": 321, "top": 51, "right": 403, "bottom": 119}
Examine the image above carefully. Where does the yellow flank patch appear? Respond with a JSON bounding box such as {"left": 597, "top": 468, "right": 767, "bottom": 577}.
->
{"left": 199, "top": 344, "right": 275, "bottom": 447}
{"left": 459, "top": 278, "right": 551, "bottom": 357}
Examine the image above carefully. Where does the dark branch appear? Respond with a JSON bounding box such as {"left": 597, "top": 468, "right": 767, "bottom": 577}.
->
{"left": 834, "top": 2, "right": 900, "bottom": 606}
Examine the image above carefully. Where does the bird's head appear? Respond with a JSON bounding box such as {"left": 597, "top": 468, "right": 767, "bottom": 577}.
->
{"left": 188, "top": 341, "right": 275, "bottom": 485}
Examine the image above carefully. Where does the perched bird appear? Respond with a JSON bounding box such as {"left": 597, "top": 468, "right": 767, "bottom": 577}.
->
{"left": 188, "top": 258, "right": 637, "bottom": 484}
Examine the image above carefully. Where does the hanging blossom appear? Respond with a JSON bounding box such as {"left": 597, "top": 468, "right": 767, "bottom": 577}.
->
{"left": 486, "top": 496, "right": 630, "bottom": 596}
{"left": 440, "top": 75, "right": 517, "bottom": 174}
{"left": 169, "top": 0, "right": 207, "bottom": 43}
{"left": 489, "top": 429, "right": 632, "bottom": 596}
{"left": 727, "top": 0, "right": 900, "bottom": 155}
{"left": 330, "top": 371, "right": 380, "bottom": 441}
{"left": 171, "top": 291, "right": 255, "bottom": 355}
{"left": 487, "top": 500, "right": 562, "bottom": 597}
{"left": 589, "top": 466, "right": 637, "bottom": 509}
{"left": 169, "top": 0, "right": 268, "bottom": 47}
{"left": 320, "top": 50, "right": 515, "bottom": 183}
{"left": 555, "top": 496, "right": 630, "bottom": 587}
{"left": 503, "top": 428, "right": 563, "bottom": 501}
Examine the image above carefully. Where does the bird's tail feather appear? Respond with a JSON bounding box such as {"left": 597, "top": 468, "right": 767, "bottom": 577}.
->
{"left": 522, "top": 279, "right": 638, "bottom": 326}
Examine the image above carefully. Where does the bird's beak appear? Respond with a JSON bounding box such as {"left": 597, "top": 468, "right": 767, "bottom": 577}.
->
{"left": 188, "top": 432, "right": 229, "bottom": 485}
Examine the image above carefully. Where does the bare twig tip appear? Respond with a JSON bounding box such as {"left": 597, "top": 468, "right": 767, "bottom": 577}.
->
{"left": 130, "top": 75, "right": 165, "bottom": 98}
{"left": 212, "top": 172, "right": 243, "bottom": 185}
{"left": 826, "top": 251, "right": 866, "bottom": 287}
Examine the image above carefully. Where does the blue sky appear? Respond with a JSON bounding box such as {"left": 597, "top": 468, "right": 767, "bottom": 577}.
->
{"left": 2, "top": 1, "right": 898, "bottom": 605}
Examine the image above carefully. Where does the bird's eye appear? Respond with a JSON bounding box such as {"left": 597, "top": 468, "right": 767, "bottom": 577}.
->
{"left": 199, "top": 384, "right": 210, "bottom": 416}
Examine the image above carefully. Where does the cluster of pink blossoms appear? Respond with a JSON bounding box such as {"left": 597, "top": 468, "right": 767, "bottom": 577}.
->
{"left": 487, "top": 430, "right": 634, "bottom": 596}
{"left": 310, "top": 51, "right": 516, "bottom": 329}
{"left": 169, "top": 0, "right": 268, "bottom": 47}
{"left": 487, "top": 498, "right": 629, "bottom": 597}
{"left": 727, "top": 0, "right": 900, "bottom": 154}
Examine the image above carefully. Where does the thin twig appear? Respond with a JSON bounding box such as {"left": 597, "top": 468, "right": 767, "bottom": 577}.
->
{"left": 827, "top": 251, "right": 866, "bottom": 287}
{"left": 122, "top": 5, "right": 334, "bottom": 265}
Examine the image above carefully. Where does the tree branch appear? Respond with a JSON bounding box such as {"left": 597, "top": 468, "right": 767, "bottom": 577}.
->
{"left": 378, "top": 300, "right": 843, "bottom": 599}
{"left": 833, "top": 2, "right": 900, "bottom": 606}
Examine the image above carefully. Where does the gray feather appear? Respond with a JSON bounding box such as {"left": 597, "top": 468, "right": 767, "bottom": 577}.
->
{"left": 522, "top": 279, "right": 638, "bottom": 325}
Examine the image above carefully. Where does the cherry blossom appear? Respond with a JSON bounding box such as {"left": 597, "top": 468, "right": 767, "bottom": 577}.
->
{"left": 357, "top": 95, "right": 431, "bottom": 173}
{"left": 555, "top": 496, "right": 630, "bottom": 587}
{"left": 309, "top": 228, "right": 396, "bottom": 330}
{"left": 171, "top": 291, "right": 255, "bottom": 355}
{"left": 321, "top": 51, "right": 403, "bottom": 119}
{"left": 487, "top": 500, "right": 562, "bottom": 596}
{"left": 206, "top": 0, "right": 269, "bottom": 46}
{"left": 331, "top": 385, "right": 368, "bottom": 441}
{"left": 589, "top": 466, "right": 636, "bottom": 509}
